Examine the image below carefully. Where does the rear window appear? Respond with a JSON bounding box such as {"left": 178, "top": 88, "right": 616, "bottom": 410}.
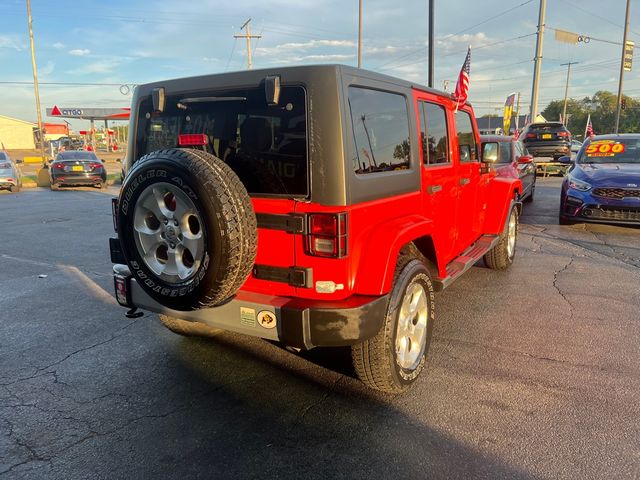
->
{"left": 348, "top": 87, "right": 410, "bottom": 174}
{"left": 135, "top": 85, "right": 308, "bottom": 197}
{"left": 58, "top": 152, "right": 99, "bottom": 161}
{"left": 0, "top": 153, "right": 6, "bottom": 160}
{"left": 529, "top": 123, "right": 566, "bottom": 132}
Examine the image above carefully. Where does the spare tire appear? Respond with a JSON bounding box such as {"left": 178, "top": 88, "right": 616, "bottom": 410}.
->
{"left": 117, "top": 148, "right": 257, "bottom": 310}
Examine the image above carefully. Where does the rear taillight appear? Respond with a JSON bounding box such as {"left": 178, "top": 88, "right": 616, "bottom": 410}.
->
{"left": 0, "top": 163, "right": 10, "bottom": 169}
{"left": 178, "top": 134, "right": 208, "bottom": 146}
{"left": 306, "top": 213, "right": 348, "bottom": 258}
{"left": 89, "top": 162, "right": 103, "bottom": 169}
{"left": 526, "top": 133, "right": 536, "bottom": 139}
{"left": 53, "top": 163, "right": 65, "bottom": 169}
{"left": 557, "top": 131, "right": 569, "bottom": 137}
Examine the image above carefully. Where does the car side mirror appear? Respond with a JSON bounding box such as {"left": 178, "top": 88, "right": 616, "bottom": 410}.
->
{"left": 481, "top": 142, "right": 499, "bottom": 164}
{"left": 517, "top": 155, "right": 533, "bottom": 164}
{"left": 558, "top": 155, "right": 573, "bottom": 164}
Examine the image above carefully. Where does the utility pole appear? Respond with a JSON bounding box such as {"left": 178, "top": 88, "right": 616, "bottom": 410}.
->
{"left": 428, "top": 0, "right": 434, "bottom": 87}
{"left": 615, "top": 0, "right": 631, "bottom": 133}
{"left": 515, "top": 92, "right": 521, "bottom": 131}
{"left": 358, "top": 0, "right": 363, "bottom": 68}
{"left": 26, "top": 0, "right": 47, "bottom": 168}
{"left": 234, "top": 19, "right": 261, "bottom": 70}
{"left": 529, "top": 0, "right": 547, "bottom": 121}
{"left": 561, "top": 61, "right": 578, "bottom": 126}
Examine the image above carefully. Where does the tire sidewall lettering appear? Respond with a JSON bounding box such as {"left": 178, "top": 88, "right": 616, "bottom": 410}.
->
{"left": 394, "top": 270, "right": 434, "bottom": 382}
{"left": 119, "top": 163, "right": 209, "bottom": 301}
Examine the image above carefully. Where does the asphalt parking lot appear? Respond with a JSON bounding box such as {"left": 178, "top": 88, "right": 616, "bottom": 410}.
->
{"left": 1, "top": 178, "right": 639, "bottom": 479}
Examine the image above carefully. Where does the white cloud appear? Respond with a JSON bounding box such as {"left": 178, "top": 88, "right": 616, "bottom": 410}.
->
{"left": 257, "top": 39, "right": 356, "bottom": 58}
{"left": 40, "top": 61, "right": 55, "bottom": 77}
{"left": 69, "top": 48, "right": 91, "bottom": 56}
{"left": 52, "top": 42, "right": 65, "bottom": 49}
{"left": 0, "top": 35, "right": 24, "bottom": 51}
{"left": 67, "top": 57, "right": 124, "bottom": 75}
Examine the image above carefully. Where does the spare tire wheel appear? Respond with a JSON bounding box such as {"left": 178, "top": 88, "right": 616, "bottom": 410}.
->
{"left": 117, "top": 148, "right": 257, "bottom": 310}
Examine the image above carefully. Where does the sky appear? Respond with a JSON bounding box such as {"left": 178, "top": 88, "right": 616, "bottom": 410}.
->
{"left": 0, "top": 0, "right": 638, "bottom": 131}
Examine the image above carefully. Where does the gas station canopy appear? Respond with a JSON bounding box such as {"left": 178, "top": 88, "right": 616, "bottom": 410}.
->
{"left": 46, "top": 106, "right": 130, "bottom": 120}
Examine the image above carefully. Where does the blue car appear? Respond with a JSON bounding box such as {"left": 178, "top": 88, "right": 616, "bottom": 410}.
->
{"left": 559, "top": 134, "right": 640, "bottom": 225}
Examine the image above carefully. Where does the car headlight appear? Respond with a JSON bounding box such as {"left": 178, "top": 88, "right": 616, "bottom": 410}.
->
{"left": 568, "top": 176, "right": 591, "bottom": 192}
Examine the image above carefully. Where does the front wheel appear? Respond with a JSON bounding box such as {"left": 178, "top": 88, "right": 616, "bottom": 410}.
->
{"left": 9, "top": 184, "right": 19, "bottom": 193}
{"left": 352, "top": 259, "right": 435, "bottom": 394}
{"left": 484, "top": 206, "right": 518, "bottom": 270}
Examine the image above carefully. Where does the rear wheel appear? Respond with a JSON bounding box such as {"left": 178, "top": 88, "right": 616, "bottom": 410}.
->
{"left": 484, "top": 206, "right": 518, "bottom": 270}
{"left": 50, "top": 183, "right": 60, "bottom": 191}
{"left": 352, "top": 258, "right": 435, "bottom": 394}
{"left": 9, "top": 184, "right": 19, "bottom": 193}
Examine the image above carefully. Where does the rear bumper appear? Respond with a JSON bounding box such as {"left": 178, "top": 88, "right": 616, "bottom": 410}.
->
{"left": 112, "top": 264, "right": 387, "bottom": 349}
{"left": 52, "top": 172, "right": 106, "bottom": 185}
{"left": 0, "top": 180, "right": 17, "bottom": 188}
{"left": 525, "top": 142, "right": 571, "bottom": 157}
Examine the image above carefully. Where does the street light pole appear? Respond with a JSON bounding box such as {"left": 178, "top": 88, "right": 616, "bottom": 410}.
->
{"left": 561, "top": 61, "right": 578, "bottom": 126}
{"left": 529, "top": 0, "right": 547, "bottom": 121}
{"left": 615, "top": 0, "right": 631, "bottom": 133}
{"left": 26, "top": 0, "right": 47, "bottom": 169}
{"left": 358, "top": 0, "right": 362, "bottom": 68}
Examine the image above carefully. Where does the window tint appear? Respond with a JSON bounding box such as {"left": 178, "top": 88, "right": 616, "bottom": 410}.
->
{"left": 499, "top": 142, "right": 512, "bottom": 163}
{"left": 349, "top": 87, "right": 410, "bottom": 174}
{"left": 136, "top": 86, "right": 308, "bottom": 196}
{"left": 455, "top": 111, "right": 478, "bottom": 162}
{"left": 419, "top": 101, "right": 449, "bottom": 165}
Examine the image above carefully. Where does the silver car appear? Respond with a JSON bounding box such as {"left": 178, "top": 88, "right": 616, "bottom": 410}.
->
{"left": 0, "top": 151, "right": 22, "bottom": 193}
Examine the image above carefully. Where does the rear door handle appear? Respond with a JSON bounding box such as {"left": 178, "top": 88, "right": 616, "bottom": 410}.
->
{"left": 459, "top": 178, "right": 471, "bottom": 186}
{"left": 427, "top": 184, "right": 442, "bottom": 194}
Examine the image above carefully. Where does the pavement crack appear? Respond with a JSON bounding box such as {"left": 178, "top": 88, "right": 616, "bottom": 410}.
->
{"left": 552, "top": 257, "right": 575, "bottom": 318}
{"left": 436, "top": 336, "right": 614, "bottom": 373}
{"left": 299, "top": 376, "right": 343, "bottom": 421}
{"left": 0, "top": 319, "right": 140, "bottom": 388}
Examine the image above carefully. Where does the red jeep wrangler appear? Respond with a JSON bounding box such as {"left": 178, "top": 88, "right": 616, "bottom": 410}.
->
{"left": 110, "top": 65, "right": 521, "bottom": 393}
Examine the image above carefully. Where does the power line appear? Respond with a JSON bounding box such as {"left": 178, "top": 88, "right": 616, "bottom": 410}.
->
{"left": 375, "top": 0, "right": 535, "bottom": 69}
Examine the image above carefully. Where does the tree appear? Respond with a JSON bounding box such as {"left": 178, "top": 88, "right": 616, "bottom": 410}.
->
{"left": 541, "top": 91, "right": 640, "bottom": 138}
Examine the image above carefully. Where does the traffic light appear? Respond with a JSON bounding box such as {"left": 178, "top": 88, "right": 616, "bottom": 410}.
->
{"left": 621, "top": 98, "right": 627, "bottom": 110}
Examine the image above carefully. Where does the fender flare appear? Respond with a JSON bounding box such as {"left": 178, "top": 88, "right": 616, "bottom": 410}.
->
{"left": 352, "top": 215, "right": 434, "bottom": 296}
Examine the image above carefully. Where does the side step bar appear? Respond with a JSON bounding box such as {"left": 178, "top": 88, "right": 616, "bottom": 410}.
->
{"left": 432, "top": 234, "right": 500, "bottom": 291}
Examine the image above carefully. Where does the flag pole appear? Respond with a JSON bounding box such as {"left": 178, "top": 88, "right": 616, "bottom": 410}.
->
{"left": 584, "top": 113, "right": 590, "bottom": 140}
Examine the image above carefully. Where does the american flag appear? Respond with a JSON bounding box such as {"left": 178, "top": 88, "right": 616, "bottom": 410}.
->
{"left": 586, "top": 119, "right": 595, "bottom": 137}
{"left": 454, "top": 47, "right": 471, "bottom": 110}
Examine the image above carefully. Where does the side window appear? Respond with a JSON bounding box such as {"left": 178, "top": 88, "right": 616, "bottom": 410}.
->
{"left": 349, "top": 87, "right": 410, "bottom": 174}
{"left": 455, "top": 111, "right": 478, "bottom": 162}
{"left": 420, "top": 101, "right": 450, "bottom": 165}
{"left": 499, "top": 142, "right": 512, "bottom": 163}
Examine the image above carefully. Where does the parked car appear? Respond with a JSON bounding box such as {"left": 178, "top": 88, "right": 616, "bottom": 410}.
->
{"left": 559, "top": 134, "right": 640, "bottom": 225}
{"left": 571, "top": 139, "right": 582, "bottom": 155}
{"left": 49, "top": 151, "right": 107, "bottom": 190}
{"left": 0, "top": 151, "right": 22, "bottom": 193}
{"left": 521, "top": 122, "right": 572, "bottom": 160}
{"left": 109, "top": 65, "right": 521, "bottom": 393}
{"left": 481, "top": 135, "right": 536, "bottom": 202}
